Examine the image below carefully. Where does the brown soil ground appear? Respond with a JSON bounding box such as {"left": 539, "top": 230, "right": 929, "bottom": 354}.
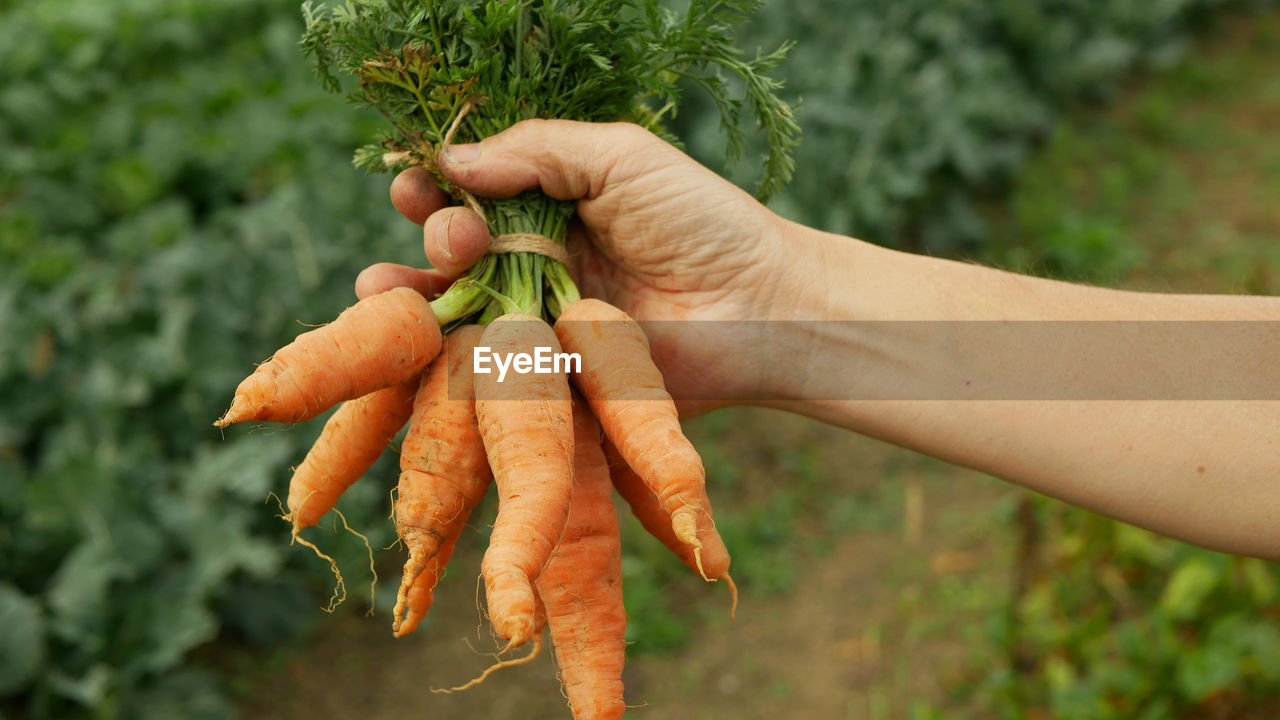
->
{"left": 236, "top": 416, "right": 1016, "bottom": 720}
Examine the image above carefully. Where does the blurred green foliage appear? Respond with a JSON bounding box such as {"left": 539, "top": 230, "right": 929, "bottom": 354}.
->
{"left": 0, "top": 1, "right": 416, "bottom": 717}
{"left": 2, "top": 0, "right": 1278, "bottom": 718}
{"left": 679, "top": 0, "right": 1275, "bottom": 254}
{"left": 917, "top": 13, "right": 1280, "bottom": 718}
{"left": 960, "top": 501, "right": 1280, "bottom": 720}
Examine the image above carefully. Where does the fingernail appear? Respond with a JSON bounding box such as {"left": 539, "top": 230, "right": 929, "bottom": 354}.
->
{"left": 442, "top": 143, "right": 481, "bottom": 164}
{"left": 435, "top": 215, "right": 455, "bottom": 260}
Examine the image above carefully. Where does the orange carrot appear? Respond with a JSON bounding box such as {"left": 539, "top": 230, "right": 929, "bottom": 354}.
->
{"left": 285, "top": 379, "right": 419, "bottom": 534}
{"left": 554, "top": 298, "right": 710, "bottom": 576}
{"left": 604, "top": 438, "right": 737, "bottom": 618}
{"left": 394, "top": 526, "right": 464, "bottom": 638}
{"left": 216, "top": 286, "right": 440, "bottom": 427}
{"left": 475, "top": 313, "right": 574, "bottom": 649}
{"left": 393, "top": 326, "right": 492, "bottom": 637}
{"left": 432, "top": 588, "right": 549, "bottom": 695}
{"left": 537, "top": 397, "right": 626, "bottom": 720}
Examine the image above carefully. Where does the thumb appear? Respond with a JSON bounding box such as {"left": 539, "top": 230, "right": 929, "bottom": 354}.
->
{"left": 440, "top": 119, "right": 654, "bottom": 202}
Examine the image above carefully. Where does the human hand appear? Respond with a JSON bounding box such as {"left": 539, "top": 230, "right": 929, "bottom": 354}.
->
{"left": 357, "top": 120, "right": 818, "bottom": 413}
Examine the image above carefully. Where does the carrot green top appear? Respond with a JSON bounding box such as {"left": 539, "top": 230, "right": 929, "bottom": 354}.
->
{"left": 301, "top": 0, "right": 799, "bottom": 326}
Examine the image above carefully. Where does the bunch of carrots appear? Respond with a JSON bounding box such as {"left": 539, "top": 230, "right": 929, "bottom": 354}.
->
{"left": 215, "top": 1, "right": 798, "bottom": 716}
{"left": 216, "top": 286, "right": 735, "bottom": 717}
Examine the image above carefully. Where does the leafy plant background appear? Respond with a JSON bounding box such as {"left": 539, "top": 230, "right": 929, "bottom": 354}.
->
{"left": 1, "top": 0, "right": 1277, "bottom": 718}
{"left": 678, "top": 0, "right": 1274, "bottom": 256}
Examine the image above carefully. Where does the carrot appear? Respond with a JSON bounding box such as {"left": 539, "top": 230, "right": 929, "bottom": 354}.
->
{"left": 215, "top": 286, "right": 440, "bottom": 427}
{"left": 393, "top": 325, "right": 492, "bottom": 637}
{"left": 394, "top": 526, "right": 464, "bottom": 638}
{"left": 433, "top": 594, "right": 548, "bottom": 694}
{"left": 536, "top": 396, "right": 626, "bottom": 720}
{"left": 604, "top": 438, "right": 737, "bottom": 618}
{"left": 285, "top": 379, "right": 419, "bottom": 534}
{"left": 475, "top": 313, "right": 574, "bottom": 649}
{"left": 554, "top": 298, "right": 711, "bottom": 577}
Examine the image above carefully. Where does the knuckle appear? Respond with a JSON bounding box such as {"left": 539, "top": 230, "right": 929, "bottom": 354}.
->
{"left": 511, "top": 117, "right": 551, "bottom": 133}
{"left": 609, "top": 121, "right": 653, "bottom": 144}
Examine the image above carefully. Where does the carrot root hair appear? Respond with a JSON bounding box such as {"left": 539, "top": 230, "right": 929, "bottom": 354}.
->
{"left": 430, "top": 635, "right": 543, "bottom": 694}
{"left": 672, "top": 506, "right": 708, "bottom": 580}
{"left": 332, "top": 508, "right": 377, "bottom": 616}
{"left": 724, "top": 573, "right": 739, "bottom": 623}
{"left": 265, "top": 490, "right": 288, "bottom": 519}
{"left": 286, "top": 488, "right": 322, "bottom": 536}
{"left": 292, "top": 533, "right": 346, "bottom": 613}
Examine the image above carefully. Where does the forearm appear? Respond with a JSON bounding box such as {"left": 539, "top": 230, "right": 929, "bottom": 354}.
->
{"left": 765, "top": 223, "right": 1280, "bottom": 559}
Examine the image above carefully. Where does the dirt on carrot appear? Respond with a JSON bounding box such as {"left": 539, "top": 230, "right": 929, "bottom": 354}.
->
{"left": 556, "top": 299, "right": 713, "bottom": 577}
{"left": 393, "top": 325, "right": 492, "bottom": 637}
{"left": 287, "top": 379, "right": 419, "bottom": 534}
{"left": 216, "top": 286, "right": 440, "bottom": 427}
{"left": 536, "top": 396, "right": 627, "bottom": 720}
{"left": 475, "top": 313, "right": 574, "bottom": 650}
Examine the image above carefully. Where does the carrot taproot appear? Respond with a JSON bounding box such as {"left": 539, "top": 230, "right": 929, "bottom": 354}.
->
{"left": 554, "top": 298, "right": 710, "bottom": 577}
{"left": 393, "top": 325, "right": 492, "bottom": 637}
{"left": 285, "top": 379, "right": 419, "bottom": 534}
{"left": 215, "top": 286, "right": 440, "bottom": 427}
{"left": 604, "top": 437, "right": 737, "bottom": 619}
{"left": 394, "top": 525, "right": 464, "bottom": 638}
{"left": 475, "top": 313, "right": 574, "bottom": 649}
{"left": 433, "top": 595, "right": 548, "bottom": 694}
{"left": 537, "top": 396, "right": 626, "bottom": 720}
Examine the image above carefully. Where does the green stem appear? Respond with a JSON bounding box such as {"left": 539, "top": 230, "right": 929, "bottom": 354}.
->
{"left": 503, "top": 252, "right": 541, "bottom": 317}
{"left": 428, "top": 255, "right": 495, "bottom": 324}
{"left": 403, "top": 77, "right": 443, "bottom": 139}
{"left": 545, "top": 261, "right": 580, "bottom": 319}
{"left": 425, "top": 0, "right": 440, "bottom": 43}
{"left": 477, "top": 297, "right": 504, "bottom": 325}
{"left": 469, "top": 277, "right": 523, "bottom": 316}
{"left": 467, "top": 191, "right": 574, "bottom": 322}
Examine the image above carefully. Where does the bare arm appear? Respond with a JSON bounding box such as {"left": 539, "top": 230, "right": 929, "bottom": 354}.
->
{"left": 765, "top": 225, "right": 1280, "bottom": 560}
{"left": 364, "top": 120, "right": 1280, "bottom": 560}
